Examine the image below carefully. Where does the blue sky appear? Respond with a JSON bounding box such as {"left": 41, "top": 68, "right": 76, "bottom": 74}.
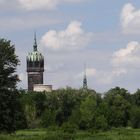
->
{"left": 1, "top": 0, "right": 140, "bottom": 93}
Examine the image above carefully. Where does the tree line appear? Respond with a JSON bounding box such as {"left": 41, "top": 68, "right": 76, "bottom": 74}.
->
{"left": 19, "top": 87, "right": 140, "bottom": 131}
{"left": 1, "top": 38, "right": 140, "bottom": 133}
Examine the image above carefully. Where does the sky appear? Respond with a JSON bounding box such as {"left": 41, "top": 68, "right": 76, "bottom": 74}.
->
{"left": 1, "top": 0, "right": 140, "bottom": 93}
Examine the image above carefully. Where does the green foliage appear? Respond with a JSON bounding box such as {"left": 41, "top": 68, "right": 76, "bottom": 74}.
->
{"left": 131, "top": 89, "right": 140, "bottom": 106}
{"left": 32, "top": 92, "right": 47, "bottom": 117}
{"left": 20, "top": 93, "right": 36, "bottom": 128}
{"left": 61, "top": 122, "right": 78, "bottom": 134}
{"left": 4, "top": 84, "right": 140, "bottom": 132}
{"left": 79, "top": 95, "right": 97, "bottom": 129}
{"left": 130, "top": 106, "right": 140, "bottom": 128}
{"left": 105, "top": 87, "right": 131, "bottom": 128}
{"left": 55, "top": 88, "right": 81, "bottom": 126}
{"left": 0, "top": 39, "right": 19, "bottom": 89}
{"left": 19, "top": 86, "right": 140, "bottom": 131}
{"left": 94, "top": 115, "right": 108, "bottom": 131}
{"left": 41, "top": 109, "right": 56, "bottom": 128}
{"left": 0, "top": 89, "right": 27, "bottom": 133}
{"left": 68, "top": 107, "right": 81, "bottom": 126}
{"left": 0, "top": 39, "right": 26, "bottom": 133}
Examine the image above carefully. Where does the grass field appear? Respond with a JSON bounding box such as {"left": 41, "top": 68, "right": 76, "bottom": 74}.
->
{"left": 0, "top": 128, "right": 140, "bottom": 140}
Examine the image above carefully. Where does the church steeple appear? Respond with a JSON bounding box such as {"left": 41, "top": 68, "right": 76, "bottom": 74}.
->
{"left": 27, "top": 32, "right": 44, "bottom": 91}
{"left": 83, "top": 63, "right": 88, "bottom": 89}
{"left": 33, "top": 32, "right": 37, "bottom": 51}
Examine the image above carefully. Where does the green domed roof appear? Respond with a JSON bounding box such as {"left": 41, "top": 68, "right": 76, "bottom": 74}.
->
{"left": 27, "top": 32, "right": 44, "bottom": 62}
{"left": 27, "top": 51, "right": 44, "bottom": 62}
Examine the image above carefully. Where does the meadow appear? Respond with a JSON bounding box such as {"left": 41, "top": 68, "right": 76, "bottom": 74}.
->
{"left": 0, "top": 128, "right": 140, "bottom": 140}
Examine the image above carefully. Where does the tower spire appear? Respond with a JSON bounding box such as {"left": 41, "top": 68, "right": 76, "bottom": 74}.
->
{"left": 83, "top": 63, "right": 88, "bottom": 90}
{"left": 33, "top": 31, "right": 37, "bottom": 51}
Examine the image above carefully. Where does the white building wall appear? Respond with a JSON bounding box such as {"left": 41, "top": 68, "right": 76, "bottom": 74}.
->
{"left": 34, "top": 84, "right": 52, "bottom": 92}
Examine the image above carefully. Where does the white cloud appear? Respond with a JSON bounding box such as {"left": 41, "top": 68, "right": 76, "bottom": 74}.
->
{"left": 18, "top": 0, "right": 58, "bottom": 10}
{"left": 18, "top": 0, "right": 84, "bottom": 11}
{"left": 112, "top": 41, "right": 140, "bottom": 67}
{"left": 96, "top": 41, "right": 140, "bottom": 85}
{"left": 41, "top": 21, "right": 93, "bottom": 51}
{"left": 0, "top": 0, "right": 85, "bottom": 11}
{"left": 121, "top": 3, "right": 140, "bottom": 34}
{"left": 99, "top": 41, "right": 140, "bottom": 84}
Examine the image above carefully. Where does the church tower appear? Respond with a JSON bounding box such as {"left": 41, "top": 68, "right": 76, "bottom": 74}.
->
{"left": 27, "top": 33, "right": 44, "bottom": 91}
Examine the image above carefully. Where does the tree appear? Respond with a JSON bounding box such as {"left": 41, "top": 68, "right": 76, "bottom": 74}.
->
{"left": 41, "top": 109, "right": 56, "bottom": 128}
{"left": 0, "top": 39, "right": 26, "bottom": 133}
{"left": 55, "top": 88, "right": 79, "bottom": 126}
{"left": 131, "top": 89, "right": 140, "bottom": 106}
{"left": 0, "top": 89, "right": 27, "bottom": 132}
{"left": 0, "top": 39, "right": 19, "bottom": 89}
{"left": 105, "top": 87, "right": 131, "bottom": 127}
{"left": 32, "top": 92, "right": 47, "bottom": 117}
{"left": 79, "top": 95, "right": 97, "bottom": 129}
{"left": 130, "top": 106, "right": 140, "bottom": 128}
{"left": 105, "top": 87, "right": 131, "bottom": 105}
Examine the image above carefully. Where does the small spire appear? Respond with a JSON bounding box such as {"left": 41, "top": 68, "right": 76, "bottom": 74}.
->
{"left": 33, "top": 31, "right": 37, "bottom": 51}
{"left": 83, "top": 63, "right": 88, "bottom": 90}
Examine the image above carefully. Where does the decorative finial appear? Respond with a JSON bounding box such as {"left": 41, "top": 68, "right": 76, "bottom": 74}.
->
{"left": 33, "top": 31, "right": 37, "bottom": 51}
{"left": 83, "top": 63, "right": 88, "bottom": 90}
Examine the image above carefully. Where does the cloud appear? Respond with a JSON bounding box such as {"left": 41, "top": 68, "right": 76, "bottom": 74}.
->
{"left": 0, "top": 0, "right": 85, "bottom": 11}
{"left": 18, "top": 0, "right": 84, "bottom": 11}
{"left": 98, "top": 41, "right": 140, "bottom": 84}
{"left": 41, "top": 21, "right": 93, "bottom": 51}
{"left": 112, "top": 41, "right": 140, "bottom": 68}
{"left": 18, "top": 0, "right": 58, "bottom": 10}
{"left": 75, "top": 41, "right": 140, "bottom": 85}
{"left": 112, "top": 41, "right": 140, "bottom": 79}
{"left": 96, "top": 41, "right": 140, "bottom": 85}
{"left": 121, "top": 3, "right": 140, "bottom": 34}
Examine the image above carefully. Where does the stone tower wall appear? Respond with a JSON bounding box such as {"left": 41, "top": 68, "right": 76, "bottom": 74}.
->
{"left": 27, "top": 72, "right": 43, "bottom": 91}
